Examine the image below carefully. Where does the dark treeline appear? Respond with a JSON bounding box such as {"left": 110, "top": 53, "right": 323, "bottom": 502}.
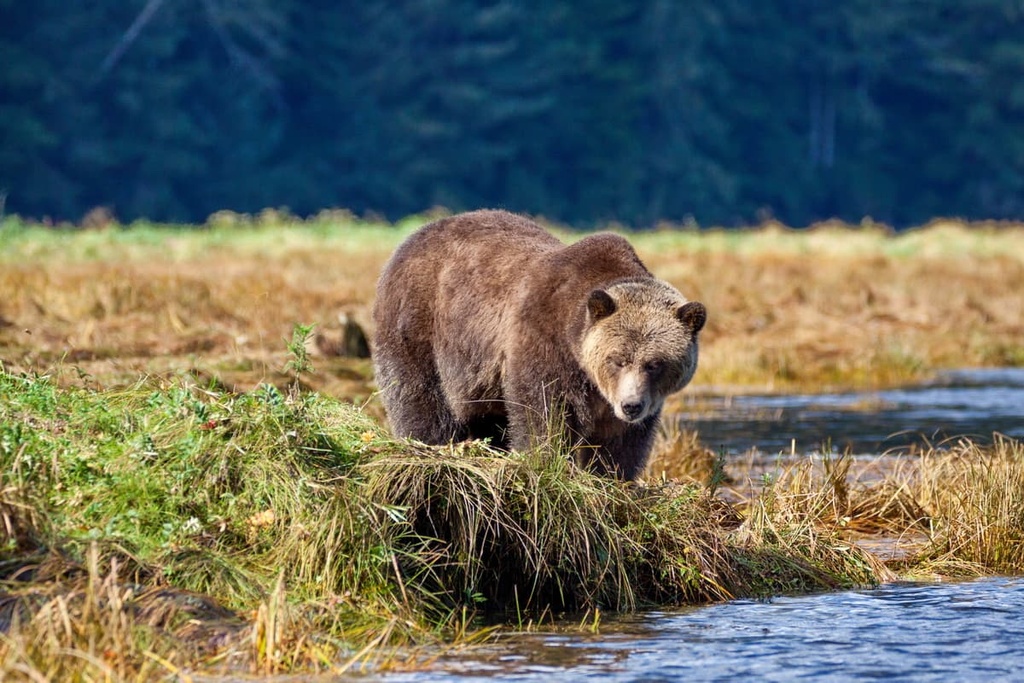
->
{"left": 3, "top": 1, "right": 1024, "bottom": 228}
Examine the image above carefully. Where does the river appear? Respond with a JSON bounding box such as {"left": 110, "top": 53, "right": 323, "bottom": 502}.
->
{"left": 684, "top": 367, "right": 1024, "bottom": 456}
{"left": 388, "top": 577, "right": 1024, "bottom": 682}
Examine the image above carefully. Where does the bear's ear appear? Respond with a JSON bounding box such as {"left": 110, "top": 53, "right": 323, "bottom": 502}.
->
{"left": 677, "top": 301, "right": 707, "bottom": 334}
{"left": 587, "top": 289, "right": 617, "bottom": 320}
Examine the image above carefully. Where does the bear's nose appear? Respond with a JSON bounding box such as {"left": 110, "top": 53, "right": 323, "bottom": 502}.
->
{"left": 621, "top": 401, "right": 645, "bottom": 420}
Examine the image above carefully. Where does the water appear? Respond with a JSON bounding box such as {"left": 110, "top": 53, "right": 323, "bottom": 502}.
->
{"left": 681, "top": 368, "right": 1024, "bottom": 456}
{"left": 378, "top": 369, "right": 1024, "bottom": 682}
{"left": 389, "top": 578, "right": 1024, "bottom": 682}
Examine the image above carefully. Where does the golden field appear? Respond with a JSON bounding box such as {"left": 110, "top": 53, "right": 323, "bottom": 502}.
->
{"left": 2, "top": 212, "right": 1022, "bottom": 406}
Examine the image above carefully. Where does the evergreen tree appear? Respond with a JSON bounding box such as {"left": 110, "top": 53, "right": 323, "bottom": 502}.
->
{"left": 2, "top": 0, "right": 1023, "bottom": 226}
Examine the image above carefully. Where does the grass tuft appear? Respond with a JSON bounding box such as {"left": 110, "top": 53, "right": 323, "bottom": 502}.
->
{"left": 903, "top": 435, "right": 1024, "bottom": 574}
{"left": 731, "top": 457, "right": 896, "bottom": 592}
{"left": 361, "top": 442, "right": 739, "bottom": 614}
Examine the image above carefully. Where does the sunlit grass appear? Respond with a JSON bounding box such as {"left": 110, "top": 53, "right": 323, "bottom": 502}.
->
{"left": 727, "top": 437, "right": 1024, "bottom": 579}
{"left": 631, "top": 218, "right": 1024, "bottom": 261}
{"left": 894, "top": 435, "right": 1024, "bottom": 576}
{"left": 0, "top": 366, "right": 898, "bottom": 678}
{"left": 3, "top": 214, "right": 1023, "bottom": 396}
{"left": 0, "top": 210, "right": 414, "bottom": 264}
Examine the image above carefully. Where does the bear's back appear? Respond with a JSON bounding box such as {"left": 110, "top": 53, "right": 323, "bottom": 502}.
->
{"left": 373, "top": 209, "right": 561, "bottom": 358}
{"left": 392, "top": 210, "right": 560, "bottom": 270}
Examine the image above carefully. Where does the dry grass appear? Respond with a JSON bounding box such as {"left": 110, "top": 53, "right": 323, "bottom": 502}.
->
{"left": 640, "top": 220, "right": 1024, "bottom": 394}
{"left": 645, "top": 420, "right": 719, "bottom": 484}
{"left": 0, "top": 214, "right": 396, "bottom": 411}
{"left": 2, "top": 214, "right": 1022, "bottom": 405}
{"left": 727, "top": 435, "right": 1024, "bottom": 578}
{"left": 0, "top": 546, "right": 246, "bottom": 681}
{"left": 891, "top": 435, "right": 1024, "bottom": 575}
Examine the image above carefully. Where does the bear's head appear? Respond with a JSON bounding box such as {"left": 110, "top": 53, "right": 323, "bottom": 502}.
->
{"left": 580, "top": 280, "right": 706, "bottom": 424}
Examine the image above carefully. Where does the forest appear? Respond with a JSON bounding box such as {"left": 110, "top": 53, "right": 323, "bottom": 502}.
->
{"left": 3, "top": 0, "right": 1024, "bottom": 228}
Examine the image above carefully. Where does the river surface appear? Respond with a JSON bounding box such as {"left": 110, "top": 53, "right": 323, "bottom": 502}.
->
{"left": 682, "top": 367, "right": 1024, "bottom": 456}
{"left": 388, "top": 578, "right": 1024, "bottom": 682}
{"left": 374, "top": 368, "right": 1024, "bottom": 682}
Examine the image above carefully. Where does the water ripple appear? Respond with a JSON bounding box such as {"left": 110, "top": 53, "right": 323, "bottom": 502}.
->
{"left": 385, "top": 578, "right": 1024, "bottom": 683}
{"left": 681, "top": 368, "right": 1024, "bottom": 455}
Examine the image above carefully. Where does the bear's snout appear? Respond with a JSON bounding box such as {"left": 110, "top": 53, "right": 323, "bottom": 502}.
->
{"left": 620, "top": 400, "right": 647, "bottom": 421}
{"left": 612, "top": 370, "right": 653, "bottom": 423}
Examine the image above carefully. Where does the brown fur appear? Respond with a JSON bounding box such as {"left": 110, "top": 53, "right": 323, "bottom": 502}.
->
{"left": 372, "top": 209, "right": 706, "bottom": 479}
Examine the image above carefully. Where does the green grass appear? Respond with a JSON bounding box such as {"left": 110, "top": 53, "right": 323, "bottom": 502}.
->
{"left": 0, "top": 212, "right": 413, "bottom": 265}
{"left": 7, "top": 212, "right": 1021, "bottom": 267}
{"left": 0, "top": 362, "right": 892, "bottom": 677}
{"left": 3, "top": 358, "right": 1023, "bottom": 678}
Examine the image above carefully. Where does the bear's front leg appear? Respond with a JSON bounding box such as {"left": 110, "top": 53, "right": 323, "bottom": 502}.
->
{"left": 591, "top": 418, "right": 658, "bottom": 480}
{"left": 501, "top": 371, "right": 570, "bottom": 454}
{"left": 376, "top": 351, "right": 465, "bottom": 445}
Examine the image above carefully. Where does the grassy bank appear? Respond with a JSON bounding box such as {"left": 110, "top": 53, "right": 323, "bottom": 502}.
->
{"left": 0, "top": 368, "right": 867, "bottom": 677}
{"left": 2, "top": 367, "right": 1023, "bottom": 678}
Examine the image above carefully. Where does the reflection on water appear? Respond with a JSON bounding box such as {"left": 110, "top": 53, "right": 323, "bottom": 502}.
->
{"left": 387, "top": 578, "right": 1024, "bottom": 682}
{"left": 679, "top": 368, "right": 1024, "bottom": 456}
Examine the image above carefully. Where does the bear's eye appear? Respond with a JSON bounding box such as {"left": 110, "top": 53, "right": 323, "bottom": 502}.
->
{"left": 644, "top": 360, "right": 663, "bottom": 375}
{"left": 608, "top": 356, "right": 628, "bottom": 369}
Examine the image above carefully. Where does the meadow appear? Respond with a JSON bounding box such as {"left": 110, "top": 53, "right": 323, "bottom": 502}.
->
{"left": 1, "top": 211, "right": 1023, "bottom": 679}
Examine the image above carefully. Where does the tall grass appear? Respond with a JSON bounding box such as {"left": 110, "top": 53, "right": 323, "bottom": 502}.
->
{"left": 3, "top": 213, "right": 1023, "bottom": 676}
{"left": 361, "top": 444, "right": 737, "bottom": 614}
{"left": 0, "top": 365, "right": 892, "bottom": 678}
{"left": 760, "top": 437, "right": 1024, "bottom": 578}
{"left": 901, "top": 435, "right": 1024, "bottom": 575}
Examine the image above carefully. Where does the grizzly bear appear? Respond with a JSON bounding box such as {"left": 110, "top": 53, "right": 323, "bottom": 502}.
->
{"left": 372, "top": 209, "right": 706, "bottom": 480}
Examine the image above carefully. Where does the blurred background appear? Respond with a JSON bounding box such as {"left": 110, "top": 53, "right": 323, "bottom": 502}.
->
{"left": 3, "top": 0, "right": 1023, "bottom": 228}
